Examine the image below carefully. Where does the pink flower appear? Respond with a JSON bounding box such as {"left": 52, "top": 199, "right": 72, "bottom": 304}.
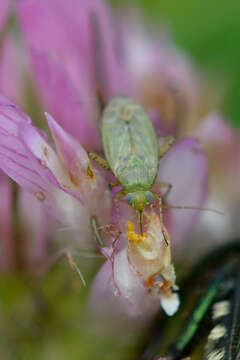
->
{"left": 0, "top": 1, "right": 209, "bottom": 316}
{"left": 191, "top": 113, "right": 240, "bottom": 251}
{"left": 0, "top": 170, "right": 50, "bottom": 272}
{"left": 0, "top": 91, "right": 207, "bottom": 315}
{"left": 16, "top": 0, "right": 135, "bottom": 149}
{"left": 118, "top": 9, "right": 205, "bottom": 136}
{"left": 19, "top": 188, "right": 51, "bottom": 270}
{"left": 117, "top": 9, "right": 240, "bottom": 256}
{"left": 0, "top": 94, "right": 112, "bottom": 239}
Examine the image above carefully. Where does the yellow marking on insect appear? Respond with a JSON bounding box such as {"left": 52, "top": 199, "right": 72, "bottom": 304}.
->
{"left": 126, "top": 221, "right": 147, "bottom": 243}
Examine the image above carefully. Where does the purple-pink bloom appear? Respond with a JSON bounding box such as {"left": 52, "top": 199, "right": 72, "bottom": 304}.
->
{"left": 19, "top": 189, "right": 50, "bottom": 270}
{"left": 0, "top": 91, "right": 207, "bottom": 315}
{"left": 117, "top": 9, "right": 240, "bottom": 255}
{"left": 192, "top": 113, "right": 240, "bottom": 246}
{"left": 0, "top": 94, "right": 112, "bottom": 240}
{"left": 0, "top": 0, "right": 210, "bottom": 316}
{"left": 0, "top": 170, "right": 51, "bottom": 272}
{"left": 16, "top": 0, "right": 135, "bottom": 149}
{"left": 118, "top": 9, "right": 205, "bottom": 136}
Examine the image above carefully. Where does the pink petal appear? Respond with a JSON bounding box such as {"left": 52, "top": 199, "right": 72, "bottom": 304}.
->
{"left": 30, "top": 50, "right": 101, "bottom": 150}
{"left": 196, "top": 113, "right": 240, "bottom": 207}
{"left": 193, "top": 114, "right": 240, "bottom": 243}
{"left": 91, "top": 249, "right": 159, "bottom": 318}
{"left": 0, "top": 131, "right": 53, "bottom": 197}
{"left": 122, "top": 10, "right": 199, "bottom": 98}
{"left": 0, "top": 34, "right": 30, "bottom": 104}
{"left": 119, "top": 10, "right": 202, "bottom": 134}
{"left": 18, "top": 123, "right": 99, "bottom": 236}
{"left": 90, "top": 260, "right": 146, "bottom": 328}
{"left": 91, "top": 260, "right": 116, "bottom": 311}
{"left": 196, "top": 112, "right": 240, "bottom": 145}
{"left": 46, "top": 112, "right": 89, "bottom": 173}
{"left": 85, "top": 0, "right": 135, "bottom": 99}
{"left": 18, "top": 0, "right": 96, "bottom": 108}
{"left": 18, "top": 0, "right": 91, "bottom": 63}
{"left": 19, "top": 189, "right": 50, "bottom": 268}
{"left": 156, "top": 137, "right": 207, "bottom": 243}
{"left": 113, "top": 248, "right": 148, "bottom": 312}
{"left": 18, "top": 122, "right": 73, "bottom": 192}
{"left": 0, "top": 94, "right": 31, "bottom": 135}
{"left": 0, "top": 98, "right": 92, "bottom": 236}
{"left": 18, "top": 0, "right": 135, "bottom": 103}
{"left": 45, "top": 112, "right": 112, "bottom": 226}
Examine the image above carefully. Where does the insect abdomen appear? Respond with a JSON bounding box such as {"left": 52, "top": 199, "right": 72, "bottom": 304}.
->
{"left": 116, "top": 156, "right": 156, "bottom": 191}
{"left": 101, "top": 95, "right": 158, "bottom": 186}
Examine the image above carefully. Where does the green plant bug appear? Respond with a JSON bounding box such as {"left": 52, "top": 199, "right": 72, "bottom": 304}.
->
{"left": 89, "top": 95, "right": 222, "bottom": 236}
{"left": 89, "top": 94, "right": 175, "bottom": 235}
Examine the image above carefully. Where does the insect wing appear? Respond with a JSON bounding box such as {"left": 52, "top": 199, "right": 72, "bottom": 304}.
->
{"left": 101, "top": 95, "right": 158, "bottom": 186}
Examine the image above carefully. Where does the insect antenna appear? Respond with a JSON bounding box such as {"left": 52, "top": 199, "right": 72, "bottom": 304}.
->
{"left": 161, "top": 204, "right": 224, "bottom": 215}
{"left": 44, "top": 249, "right": 86, "bottom": 286}
{"left": 152, "top": 191, "right": 223, "bottom": 216}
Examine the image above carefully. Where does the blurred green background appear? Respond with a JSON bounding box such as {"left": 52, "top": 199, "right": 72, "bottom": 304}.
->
{"left": 110, "top": 0, "right": 240, "bottom": 128}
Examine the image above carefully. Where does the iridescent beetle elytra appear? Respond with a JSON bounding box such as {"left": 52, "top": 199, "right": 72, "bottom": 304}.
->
{"left": 89, "top": 94, "right": 175, "bottom": 235}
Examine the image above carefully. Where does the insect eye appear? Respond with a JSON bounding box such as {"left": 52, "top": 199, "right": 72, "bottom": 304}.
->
{"left": 125, "top": 193, "right": 133, "bottom": 204}
{"left": 146, "top": 191, "right": 154, "bottom": 205}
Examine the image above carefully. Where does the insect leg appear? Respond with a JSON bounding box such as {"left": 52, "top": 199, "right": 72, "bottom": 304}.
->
{"left": 153, "top": 193, "right": 169, "bottom": 246}
{"left": 91, "top": 216, "right": 121, "bottom": 249}
{"left": 45, "top": 249, "right": 86, "bottom": 286}
{"left": 114, "top": 190, "right": 126, "bottom": 234}
{"left": 154, "top": 181, "right": 173, "bottom": 200}
{"left": 109, "top": 180, "right": 121, "bottom": 189}
{"left": 158, "top": 135, "right": 176, "bottom": 160}
{"left": 90, "top": 216, "right": 104, "bottom": 247}
{"left": 88, "top": 152, "right": 111, "bottom": 170}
